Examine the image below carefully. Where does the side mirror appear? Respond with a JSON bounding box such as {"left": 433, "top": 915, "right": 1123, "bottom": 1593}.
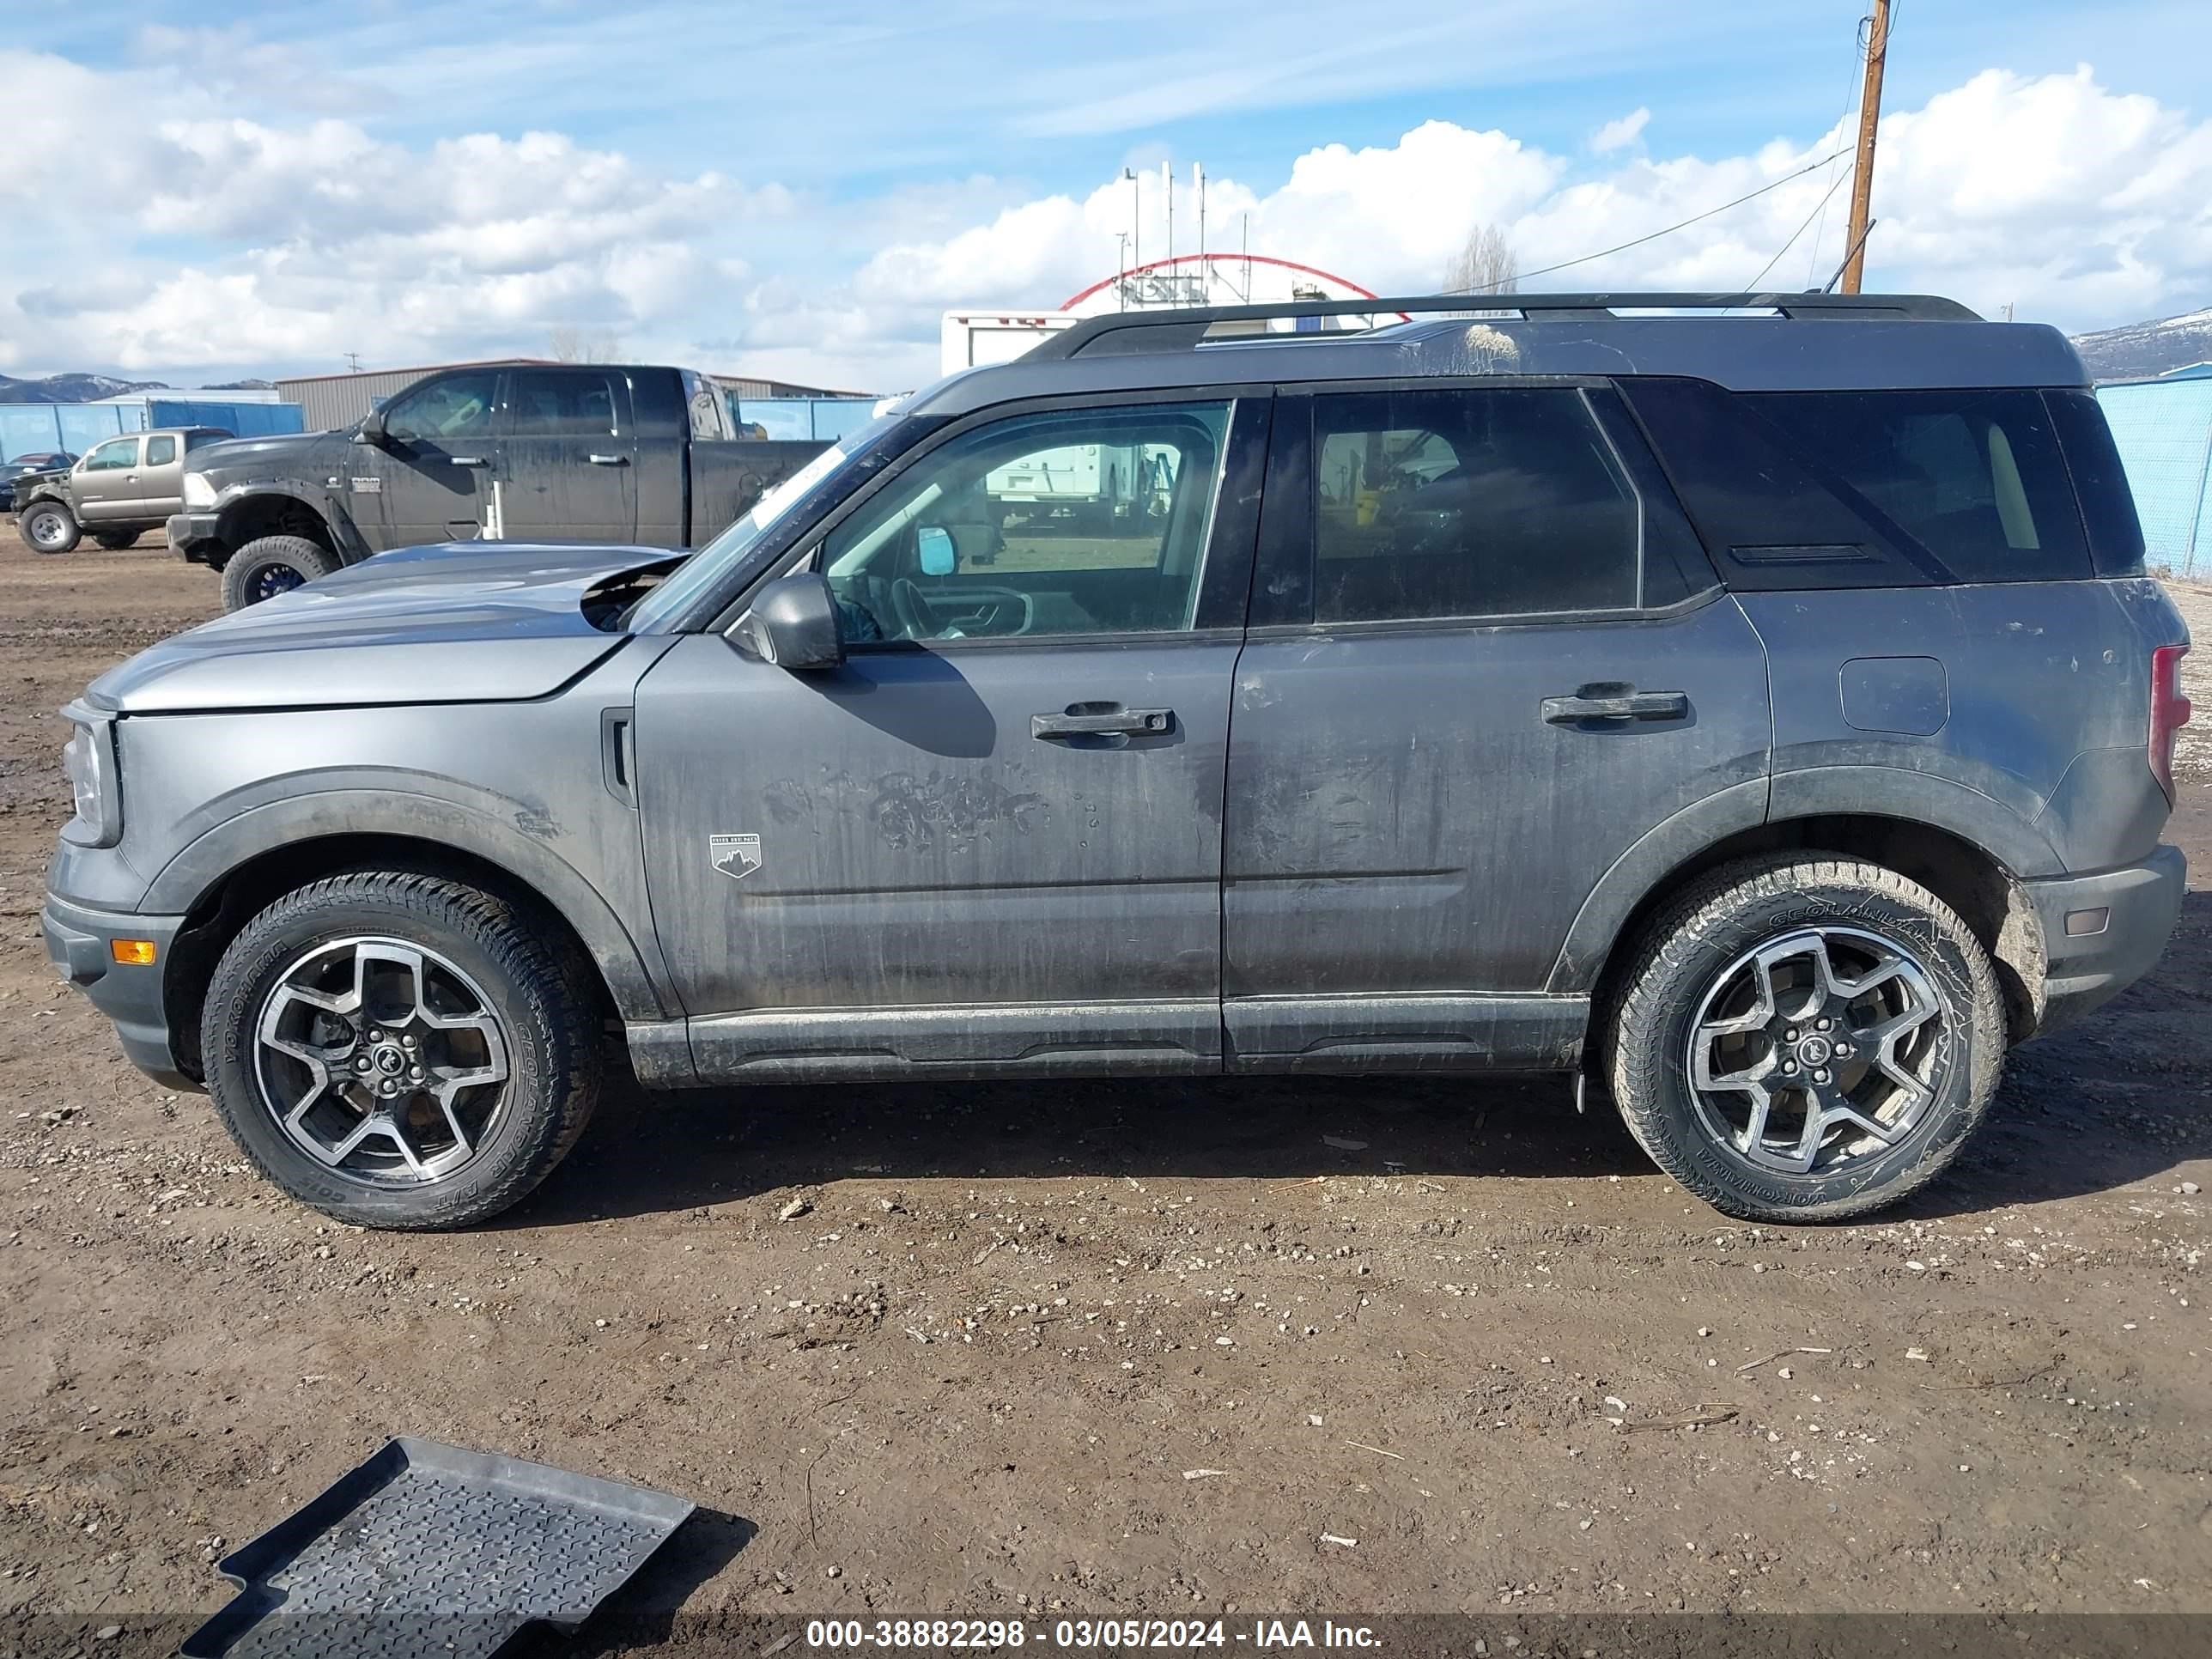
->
{"left": 734, "top": 572, "right": 845, "bottom": 672}
{"left": 354, "top": 408, "right": 388, "bottom": 447}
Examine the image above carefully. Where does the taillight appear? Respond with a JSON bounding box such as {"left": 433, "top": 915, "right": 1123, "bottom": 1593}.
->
{"left": 2150, "top": 643, "right": 2192, "bottom": 801}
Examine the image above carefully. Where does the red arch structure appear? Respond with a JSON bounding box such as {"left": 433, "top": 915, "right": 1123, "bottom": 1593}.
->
{"left": 1059, "top": 253, "right": 1386, "bottom": 312}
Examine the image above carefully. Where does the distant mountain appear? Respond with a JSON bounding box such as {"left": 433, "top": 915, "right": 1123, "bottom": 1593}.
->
{"left": 204, "top": 378, "right": 275, "bottom": 391}
{"left": 0, "top": 372, "right": 171, "bottom": 404}
{"left": 2070, "top": 307, "right": 2212, "bottom": 383}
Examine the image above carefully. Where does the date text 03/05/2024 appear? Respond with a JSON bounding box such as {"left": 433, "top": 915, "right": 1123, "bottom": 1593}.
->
{"left": 805, "top": 1618, "right": 1382, "bottom": 1650}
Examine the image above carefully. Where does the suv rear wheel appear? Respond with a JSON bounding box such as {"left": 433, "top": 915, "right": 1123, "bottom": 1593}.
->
{"left": 222, "top": 534, "right": 340, "bottom": 610}
{"left": 20, "top": 499, "right": 79, "bottom": 555}
{"left": 202, "top": 871, "right": 603, "bottom": 1230}
{"left": 1607, "top": 854, "right": 2004, "bottom": 1222}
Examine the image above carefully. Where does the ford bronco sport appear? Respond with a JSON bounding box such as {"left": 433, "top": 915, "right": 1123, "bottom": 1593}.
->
{"left": 43, "top": 293, "right": 2191, "bottom": 1230}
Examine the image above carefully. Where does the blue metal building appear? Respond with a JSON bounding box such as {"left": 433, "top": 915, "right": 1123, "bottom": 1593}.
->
{"left": 2098, "top": 375, "right": 2212, "bottom": 580}
{"left": 0, "top": 396, "right": 304, "bottom": 464}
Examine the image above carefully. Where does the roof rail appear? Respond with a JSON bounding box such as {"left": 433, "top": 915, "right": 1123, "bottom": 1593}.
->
{"left": 1024, "top": 291, "right": 1982, "bottom": 361}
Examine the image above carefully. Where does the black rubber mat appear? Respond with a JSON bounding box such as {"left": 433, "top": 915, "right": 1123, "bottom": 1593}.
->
{"left": 179, "top": 1437, "right": 694, "bottom": 1659}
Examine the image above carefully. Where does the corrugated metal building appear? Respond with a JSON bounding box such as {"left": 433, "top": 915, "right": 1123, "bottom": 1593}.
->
{"left": 274, "top": 360, "right": 553, "bottom": 430}
{"left": 2100, "top": 375, "right": 2212, "bottom": 579}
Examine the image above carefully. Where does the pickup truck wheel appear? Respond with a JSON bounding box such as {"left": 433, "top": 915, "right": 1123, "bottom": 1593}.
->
{"left": 20, "top": 500, "right": 79, "bottom": 555}
{"left": 222, "top": 534, "right": 339, "bottom": 609}
{"left": 1607, "top": 854, "right": 2004, "bottom": 1223}
{"left": 94, "top": 529, "right": 140, "bottom": 550}
{"left": 201, "top": 871, "right": 604, "bottom": 1231}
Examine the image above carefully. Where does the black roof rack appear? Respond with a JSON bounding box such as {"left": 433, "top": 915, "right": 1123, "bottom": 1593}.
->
{"left": 1024, "top": 291, "right": 1982, "bottom": 361}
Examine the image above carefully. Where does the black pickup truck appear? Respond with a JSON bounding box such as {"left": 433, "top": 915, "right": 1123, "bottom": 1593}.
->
{"left": 167, "top": 363, "right": 830, "bottom": 608}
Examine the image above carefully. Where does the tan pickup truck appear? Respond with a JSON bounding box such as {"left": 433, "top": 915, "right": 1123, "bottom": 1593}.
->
{"left": 15, "top": 426, "right": 234, "bottom": 555}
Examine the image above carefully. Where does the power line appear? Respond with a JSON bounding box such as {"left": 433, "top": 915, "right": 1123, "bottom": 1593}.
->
{"left": 1446, "top": 145, "right": 1851, "bottom": 295}
{"left": 1746, "top": 164, "right": 1853, "bottom": 294}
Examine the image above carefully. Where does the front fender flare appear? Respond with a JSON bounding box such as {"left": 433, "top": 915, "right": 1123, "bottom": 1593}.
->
{"left": 212, "top": 479, "right": 368, "bottom": 561}
{"left": 143, "top": 788, "right": 673, "bottom": 1022}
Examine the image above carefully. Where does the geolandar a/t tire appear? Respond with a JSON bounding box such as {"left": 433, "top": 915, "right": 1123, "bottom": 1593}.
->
{"left": 1607, "top": 853, "right": 2005, "bottom": 1223}
{"left": 202, "top": 871, "right": 603, "bottom": 1230}
{"left": 221, "top": 534, "right": 340, "bottom": 610}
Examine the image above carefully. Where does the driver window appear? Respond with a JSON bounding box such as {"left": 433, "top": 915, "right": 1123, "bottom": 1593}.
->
{"left": 819, "top": 401, "right": 1231, "bottom": 644}
{"left": 381, "top": 371, "right": 501, "bottom": 442}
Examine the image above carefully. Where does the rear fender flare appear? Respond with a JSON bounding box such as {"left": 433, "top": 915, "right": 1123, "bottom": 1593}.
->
{"left": 1547, "top": 768, "right": 2060, "bottom": 995}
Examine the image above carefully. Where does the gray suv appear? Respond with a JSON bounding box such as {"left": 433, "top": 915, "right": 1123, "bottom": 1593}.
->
{"left": 41, "top": 293, "right": 2193, "bottom": 1230}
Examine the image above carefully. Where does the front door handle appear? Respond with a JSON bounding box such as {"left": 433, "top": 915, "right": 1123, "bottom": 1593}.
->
{"left": 1541, "top": 686, "right": 1689, "bottom": 725}
{"left": 1032, "top": 705, "right": 1174, "bottom": 740}
{"left": 587, "top": 453, "right": 629, "bottom": 466}
{"left": 448, "top": 454, "right": 490, "bottom": 468}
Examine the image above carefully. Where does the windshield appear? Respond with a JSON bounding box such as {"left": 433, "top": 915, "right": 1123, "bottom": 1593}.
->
{"left": 623, "top": 412, "right": 907, "bottom": 632}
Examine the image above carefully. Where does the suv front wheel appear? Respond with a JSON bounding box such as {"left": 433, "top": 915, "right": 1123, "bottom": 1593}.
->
{"left": 202, "top": 871, "right": 604, "bottom": 1230}
{"left": 1608, "top": 854, "right": 2004, "bottom": 1222}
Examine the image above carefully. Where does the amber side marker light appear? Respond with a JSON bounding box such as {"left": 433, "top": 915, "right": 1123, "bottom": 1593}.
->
{"left": 109, "top": 939, "right": 157, "bottom": 966}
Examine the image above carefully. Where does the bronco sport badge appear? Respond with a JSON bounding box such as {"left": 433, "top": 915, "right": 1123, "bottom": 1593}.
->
{"left": 708, "top": 833, "right": 763, "bottom": 881}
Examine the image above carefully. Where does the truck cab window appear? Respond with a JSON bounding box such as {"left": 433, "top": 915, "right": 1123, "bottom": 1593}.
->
{"left": 509, "top": 370, "right": 622, "bottom": 437}
{"left": 382, "top": 372, "right": 500, "bottom": 441}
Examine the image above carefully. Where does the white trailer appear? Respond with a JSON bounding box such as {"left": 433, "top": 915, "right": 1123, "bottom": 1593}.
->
{"left": 939, "top": 311, "right": 1079, "bottom": 376}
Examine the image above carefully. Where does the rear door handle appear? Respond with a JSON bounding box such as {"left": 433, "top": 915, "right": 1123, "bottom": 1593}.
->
{"left": 1032, "top": 706, "right": 1174, "bottom": 740}
{"left": 448, "top": 455, "right": 489, "bottom": 468}
{"left": 1541, "top": 688, "right": 1689, "bottom": 725}
{"left": 587, "top": 453, "right": 629, "bottom": 466}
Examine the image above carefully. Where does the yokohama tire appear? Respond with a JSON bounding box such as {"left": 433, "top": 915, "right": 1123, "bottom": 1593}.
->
{"left": 202, "top": 871, "right": 603, "bottom": 1230}
{"left": 1607, "top": 853, "right": 2005, "bottom": 1223}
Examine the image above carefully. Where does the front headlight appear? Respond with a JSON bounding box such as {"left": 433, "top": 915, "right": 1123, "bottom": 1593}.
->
{"left": 181, "top": 471, "right": 217, "bottom": 509}
{"left": 60, "top": 710, "right": 121, "bottom": 848}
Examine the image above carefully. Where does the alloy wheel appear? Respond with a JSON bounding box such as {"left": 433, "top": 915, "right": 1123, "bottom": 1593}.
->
{"left": 252, "top": 563, "right": 306, "bottom": 601}
{"left": 253, "top": 936, "right": 511, "bottom": 1185}
{"left": 1684, "top": 925, "right": 1948, "bottom": 1176}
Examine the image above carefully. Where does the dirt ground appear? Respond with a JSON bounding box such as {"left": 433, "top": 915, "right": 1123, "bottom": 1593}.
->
{"left": 0, "top": 531, "right": 2207, "bottom": 1653}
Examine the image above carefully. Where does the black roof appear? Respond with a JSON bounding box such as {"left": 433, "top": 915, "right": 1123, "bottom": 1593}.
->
{"left": 907, "top": 292, "right": 2088, "bottom": 416}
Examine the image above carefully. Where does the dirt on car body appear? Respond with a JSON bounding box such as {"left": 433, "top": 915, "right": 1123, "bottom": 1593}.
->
{"left": 1, "top": 535, "right": 2208, "bottom": 1648}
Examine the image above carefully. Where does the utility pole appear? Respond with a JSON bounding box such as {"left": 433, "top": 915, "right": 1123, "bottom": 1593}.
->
{"left": 344, "top": 351, "right": 362, "bottom": 373}
{"left": 1838, "top": 0, "right": 1891, "bottom": 295}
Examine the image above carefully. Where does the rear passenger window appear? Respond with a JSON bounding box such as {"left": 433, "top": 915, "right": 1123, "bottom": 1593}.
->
{"left": 1741, "top": 390, "right": 2089, "bottom": 581}
{"left": 144, "top": 436, "right": 177, "bottom": 465}
{"left": 1310, "top": 388, "right": 1641, "bottom": 622}
{"left": 509, "top": 371, "right": 622, "bottom": 438}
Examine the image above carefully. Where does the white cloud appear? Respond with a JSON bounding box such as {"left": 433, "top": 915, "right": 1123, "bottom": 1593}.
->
{"left": 2, "top": 45, "right": 2209, "bottom": 393}
{"left": 1590, "top": 107, "right": 1652, "bottom": 154}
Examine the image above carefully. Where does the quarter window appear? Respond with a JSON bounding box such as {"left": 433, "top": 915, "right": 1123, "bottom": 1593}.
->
{"left": 1741, "top": 390, "right": 2089, "bottom": 582}
{"left": 144, "top": 435, "right": 177, "bottom": 465}
{"left": 1310, "top": 388, "right": 1642, "bottom": 623}
{"left": 819, "top": 402, "right": 1232, "bottom": 643}
{"left": 84, "top": 437, "right": 139, "bottom": 471}
{"left": 382, "top": 371, "right": 500, "bottom": 441}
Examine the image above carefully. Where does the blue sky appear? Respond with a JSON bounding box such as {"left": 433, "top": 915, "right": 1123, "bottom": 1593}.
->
{"left": 6, "top": 1, "right": 2211, "bottom": 386}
